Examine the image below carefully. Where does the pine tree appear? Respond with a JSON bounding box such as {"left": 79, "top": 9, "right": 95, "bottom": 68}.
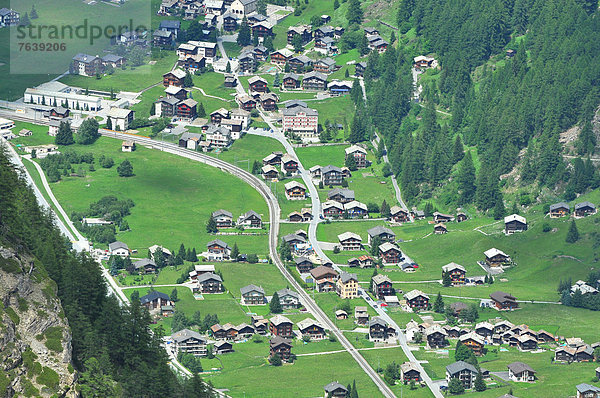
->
{"left": 206, "top": 215, "right": 218, "bottom": 233}
{"left": 117, "top": 159, "right": 134, "bottom": 177}
{"left": 226, "top": 61, "right": 231, "bottom": 73}
{"left": 433, "top": 292, "right": 444, "bottom": 313}
{"left": 380, "top": 200, "right": 390, "bottom": 218}
{"left": 55, "top": 121, "right": 74, "bottom": 145}
{"left": 493, "top": 195, "right": 506, "bottom": 220}
{"left": 350, "top": 380, "right": 358, "bottom": 398}
{"left": 292, "top": 34, "right": 304, "bottom": 53}
{"left": 183, "top": 71, "right": 193, "bottom": 88}
{"left": 231, "top": 242, "right": 239, "bottom": 261}
{"left": 452, "top": 135, "right": 464, "bottom": 164}
{"left": 237, "top": 17, "right": 252, "bottom": 46}
{"left": 577, "top": 121, "right": 596, "bottom": 155}
{"left": 171, "top": 288, "right": 179, "bottom": 302}
{"left": 197, "top": 102, "right": 206, "bottom": 118}
{"left": 106, "top": 117, "right": 113, "bottom": 130}
{"left": 30, "top": 5, "right": 39, "bottom": 19}
{"left": 474, "top": 371, "right": 486, "bottom": 391}
{"left": 457, "top": 151, "right": 476, "bottom": 204}
{"left": 333, "top": 0, "right": 340, "bottom": 10}
{"left": 269, "top": 292, "right": 282, "bottom": 313}
{"left": 442, "top": 271, "right": 452, "bottom": 287}
{"left": 448, "top": 378, "right": 464, "bottom": 394}
{"left": 346, "top": 0, "right": 364, "bottom": 25}
{"left": 566, "top": 220, "right": 580, "bottom": 243}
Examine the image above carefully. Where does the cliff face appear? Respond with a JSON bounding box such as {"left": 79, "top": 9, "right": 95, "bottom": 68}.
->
{"left": 0, "top": 246, "right": 76, "bottom": 397}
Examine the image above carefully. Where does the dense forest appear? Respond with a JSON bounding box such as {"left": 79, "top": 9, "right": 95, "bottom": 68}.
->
{"left": 358, "top": 0, "right": 600, "bottom": 211}
{"left": 0, "top": 147, "right": 213, "bottom": 397}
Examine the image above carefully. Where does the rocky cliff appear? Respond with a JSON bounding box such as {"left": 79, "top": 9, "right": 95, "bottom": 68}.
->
{"left": 0, "top": 246, "right": 76, "bottom": 397}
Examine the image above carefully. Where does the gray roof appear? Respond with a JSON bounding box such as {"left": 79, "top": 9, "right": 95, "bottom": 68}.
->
{"left": 575, "top": 201, "right": 596, "bottom": 210}
{"left": 328, "top": 188, "right": 354, "bottom": 200}
{"left": 277, "top": 288, "right": 299, "bottom": 299}
{"left": 577, "top": 384, "right": 600, "bottom": 393}
{"left": 340, "top": 272, "right": 358, "bottom": 283}
{"left": 240, "top": 284, "right": 265, "bottom": 295}
{"left": 212, "top": 209, "right": 233, "bottom": 218}
{"left": 324, "top": 382, "right": 347, "bottom": 393}
{"left": 180, "top": 132, "right": 203, "bottom": 141}
{"left": 283, "top": 233, "right": 306, "bottom": 243}
{"left": 290, "top": 55, "right": 312, "bottom": 64}
{"left": 282, "top": 106, "right": 318, "bottom": 117}
{"left": 549, "top": 202, "right": 569, "bottom": 211}
{"left": 172, "top": 328, "right": 205, "bottom": 343}
{"left": 368, "top": 316, "right": 388, "bottom": 328}
{"left": 140, "top": 291, "right": 170, "bottom": 305}
{"left": 0, "top": 8, "right": 15, "bottom": 16}
{"left": 321, "top": 165, "right": 342, "bottom": 174}
{"left": 134, "top": 259, "right": 156, "bottom": 269}
{"left": 153, "top": 30, "right": 173, "bottom": 38}
{"left": 294, "top": 256, "right": 312, "bottom": 265}
{"left": 285, "top": 100, "right": 308, "bottom": 109}
{"left": 446, "top": 361, "right": 478, "bottom": 376}
{"left": 73, "top": 53, "right": 98, "bottom": 63}
{"left": 197, "top": 272, "right": 222, "bottom": 283}
{"left": 158, "top": 97, "right": 180, "bottom": 105}
{"left": 316, "top": 26, "right": 334, "bottom": 34}
{"left": 239, "top": 210, "right": 262, "bottom": 222}
{"left": 283, "top": 72, "right": 300, "bottom": 80}
{"left": 160, "top": 20, "right": 181, "bottom": 29}
{"left": 207, "top": 239, "right": 230, "bottom": 249}
{"left": 109, "top": 241, "right": 129, "bottom": 251}
{"left": 303, "top": 71, "right": 327, "bottom": 81}
{"left": 102, "top": 54, "right": 125, "bottom": 63}
{"left": 507, "top": 362, "right": 535, "bottom": 374}
{"left": 367, "top": 225, "right": 395, "bottom": 238}
{"left": 317, "top": 57, "right": 336, "bottom": 67}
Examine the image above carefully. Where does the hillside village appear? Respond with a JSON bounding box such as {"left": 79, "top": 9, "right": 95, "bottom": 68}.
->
{"left": 1, "top": 0, "right": 600, "bottom": 397}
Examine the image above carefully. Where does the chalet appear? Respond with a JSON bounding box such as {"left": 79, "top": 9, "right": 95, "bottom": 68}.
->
{"left": 336, "top": 272, "right": 359, "bottom": 299}
{"left": 493, "top": 320, "right": 514, "bottom": 335}
{"left": 154, "top": 97, "right": 180, "bottom": 118}
{"left": 269, "top": 314, "right": 293, "bottom": 338}
{"left": 310, "top": 266, "right": 339, "bottom": 292}
{"left": 247, "top": 13, "right": 267, "bottom": 26}
{"left": 364, "top": 27, "right": 379, "bottom": 36}
{"left": 45, "top": 107, "right": 70, "bottom": 120}
{"left": 253, "top": 45, "right": 269, "bottom": 61}
{"left": 109, "top": 241, "right": 130, "bottom": 257}
{"left": 341, "top": 167, "right": 352, "bottom": 178}
{"left": 292, "top": 256, "right": 313, "bottom": 274}
{"left": 238, "top": 51, "right": 256, "bottom": 73}
{"left": 302, "top": 71, "right": 328, "bottom": 91}
{"left": 321, "top": 165, "right": 343, "bottom": 185}
{"left": 283, "top": 73, "right": 300, "bottom": 89}
{"left": 288, "top": 55, "right": 313, "bottom": 73}
{"left": 285, "top": 181, "right": 307, "bottom": 200}
{"left": 153, "top": 29, "right": 175, "bottom": 48}
{"left": 459, "top": 332, "right": 485, "bottom": 356}
{"left": 414, "top": 55, "right": 435, "bottom": 69}
{"left": 442, "top": 262, "right": 466, "bottom": 285}
{"left": 222, "top": 13, "right": 238, "bottom": 31}
{"left": 343, "top": 147, "right": 368, "bottom": 171}
{"left": 323, "top": 382, "right": 348, "bottom": 398}
{"left": 446, "top": 361, "right": 479, "bottom": 390}
{"left": 248, "top": 76, "right": 268, "bottom": 92}
{"left": 575, "top": 201, "right": 597, "bottom": 218}
{"left": 357, "top": 255, "right": 375, "bottom": 268}
{"left": 334, "top": 26, "right": 345, "bottom": 37}
{"left": 517, "top": 334, "right": 538, "bottom": 351}
{"left": 328, "top": 80, "right": 353, "bottom": 95}
{"left": 315, "top": 36, "right": 337, "bottom": 53}
{"left": 312, "top": 58, "right": 336, "bottom": 75}
{"left": 490, "top": 291, "right": 518, "bottom": 310}
{"left": 354, "top": 306, "right": 369, "bottom": 325}
{"left": 344, "top": 201, "right": 368, "bottom": 218}
{"left": 355, "top": 61, "right": 367, "bottom": 77}
{"left": 140, "top": 291, "right": 173, "bottom": 315}
{"left": 270, "top": 336, "right": 292, "bottom": 362}
{"left": 571, "top": 280, "right": 598, "bottom": 295}
{"left": 188, "top": 265, "right": 216, "bottom": 281}
{"left": 434, "top": 223, "right": 448, "bottom": 234}
{"left": 214, "top": 340, "right": 234, "bottom": 354}
{"left": 314, "top": 25, "right": 334, "bottom": 39}
{"left": 281, "top": 154, "right": 299, "bottom": 174}
{"left": 159, "top": 20, "right": 181, "bottom": 38}
{"left": 401, "top": 362, "right": 421, "bottom": 383}
{"left": 505, "top": 214, "right": 527, "bottom": 234}
{"left": 252, "top": 21, "right": 274, "bottom": 38}
{"left": 262, "top": 151, "right": 283, "bottom": 165}
{"left": 534, "top": 329, "right": 554, "bottom": 343}
{"left": 237, "top": 210, "right": 262, "bottom": 228}
{"left": 251, "top": 315, "right": 269, "bottom": 334}
{"left": 388, "top": 206, "right": 409, "bottom": 223}
{"left": 425, "top": 324, "right": 448, "bottom": 348}
{"left": 300, "top": 208, "right": 313, "bottom": 221}
{"left": 576, "top": 345, "right": 595, "bottom": 362}
{"left": 205, "top": 0, "right": 225, "bottom": 15}
{"left": 163, "top": 69, "right": 186, "bottom": 87}
{"left": 323, "top": 200, "right": 344, "bottom": 217}
{"left": 134, "top": 259, "right": 157, "bottom": 274}
{"left": 101, "top": 54, "right": 126, "bottom": 69}
{"left": 335, "top": 310, "right": 348, "bottom": 320}
{"left": 176, "top": 99, "right": 198, "bottom": 120}
{"left": 282, "top": 233, "right": 306, "bottom": 250}
{"left": 236, "top": 323, "right": 255, "bottom": 338}
{"left": 555, "top": 346, "right": 577, "bottom": 362}
{"left": 212, "top": 209, "right": 233, "bottom": 228}
{"left": 368, "top": 317, "right": 395, "bottom": 342}
{"left": 379, "top": 242, "right": 403, "bottom": 265}
{"left": 237, "top": 94, "right": 257, "bottom": 111}
{"left": 456, "top": 212, "right": 468, "bottom": 222}
{"left": 206, "top": 239, "right": 231, "bottom": 261}
{"left": 231, "top": 108, "right": 251, "bottom": 129}
{"left": 412, "top": 209, "right": 426, "bottom": 220}
{"left": 172, "top": 329, "right": 207, "bottom": 357}
{"left": 240, "top": 284, "right": 266, "bottom": 305}
{"left": 262, "top": 165, "right": 278, "bottom": 181}
{"left": 484, "top": 248, "right": 510, "bottom": 267}
{"left": 433, "top": 212, "right": 454, "bottom": 223}
{"left": 404, "top": 290, "right": 429, "bottom": 310}
{"left": 270, "top": 48, "right": 294, "bottom": 65}
{"left": 288, "top": 212, "right": 303, "bottom": 222}
{"left": 576, "top": 384, "right": 600, "bottom": 398}
{"left": 122, "top": 141, "right": 136, "bottom": 153}
{"left": 277, "top": 288, "right": 300, "bottom": 309}
{"left": 549, "top": 202, "right": 570, "bottom": 218}
{"left": 474, "top": 321, "right": 494, "bottom": 339}
{"left": 328, "top": 188, "right": 355, "bottom": 204}
{"left": 369, "top": 37, "right": 389, "bottom": 53}
{"left": 297, "top": 318, "right": 326, "bottom": 340}
{"left": 71, "top": 53, "right": 102, "bottom": 77}
{"left": 288, "top": 25, "right": 312, "bottom": 45}
{"left": 211, "top": 108, "right": 230, "bottom": 124}
{"left": 367, "top": 226, "right": 395, "bottom": 246}
{"left": 0, "top": 8, "right": 19, "bottom": 26}
{"left": 196, "top": 272, "right": 224, "bottom": 293}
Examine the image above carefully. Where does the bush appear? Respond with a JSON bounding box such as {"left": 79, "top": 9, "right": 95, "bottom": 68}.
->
{"left": 542, "top": 223, "right": 552, "bottom": 232}
{"left": 37, "top": 367, "right": 60, "bottom": 389}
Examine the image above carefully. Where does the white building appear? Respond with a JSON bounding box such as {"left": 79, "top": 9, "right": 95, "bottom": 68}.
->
{"left": 24, "top": 82, "right": 102, "bottom": 111}
{"left": 107, "top": 108, "right": 134, "bottom": 131}
{"left": 230, "top": 0, "right": 257, "bottom": 17}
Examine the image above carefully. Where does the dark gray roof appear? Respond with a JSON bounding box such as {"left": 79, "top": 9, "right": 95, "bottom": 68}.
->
{"left": 575, "top": 201, "right": 596, "bottom": 210}
{"left": 277, "top": 288, "right": 299, "bottom": 299}
{"left": 283, "top": 233, "right": 306, "bottom": 243}
{"left": 172, "top": 328, "right": 205, "bottom": 343}
{"left": 269, "top": 335, "right": 292, "bottom": 348}
{"left": 158, "top": 97, "right": 180, "bottom": 105}
{"left": 340, "top": 272, "right": 358, "bottom": 283}
{"left": 324, "top": 382, "right": 348, "bottom": 393}
{"left": 490, "top": 291, "right": 516, "bottom": 303}
{"left": 316, "top": 26, "right": 334, "bottom": 34}
{"left": 303, "top": 71, "right": 327, "bottom": 81}
{"left": 153, "top": 30, "right": 173, "bottom": 38}
{"left": 159, "top": 20, "right": 181, "bottom": 29}
{"left": 212, "top": 209, "right": 233, "bottom": 218}
{"left": 290, "top": 54, "right": 312, "bottom": 64}
{"left": 197, "top": 272, "right": 222, "bottom": 283}
{"left": 327, "top": 188, "right": 354, "bottom": 200}
{"left": 321, "top": 165, "right": 342, "bottom": 174}
{"left": 368, "top": 316, "right": 388, "bottom": 328}
{"left": 367, "top": 225, "right": 395, "bottom": 238}
{"left": 73, "top": 53, "right": 98, "bottom": 63}
{"left": 134, "top": 259, "right": 156, "bottom": 269}
{"left": 102, "top": 54, "right": 124, "bottom": 63}
{"left": 207, "top": 239, "right": 230, "bottom": 249}
{"left": 109, "top": 241, "right": 129, "bottom": 251}
{"left": 577, "top": 384, "right": 600, "bottom": 393}
{"left": 239, "top": 210, "right": 262, "bottom": 222}
{"left": 140, "top": 291, "right": 170, "bottom": 304}
{"left": 283, "top": 72, "right": 300, "bottom": 80}
{"left": 446, "top": 361, "right": 478, "bottom": 376}
{"left": 317, "top": 57, "right": 336, "bottom": 67}
{"left": 282, "top": 106, "right": 318, "bottom": 117}
{"left": 0, "top": 8, "right": 15, "bottom": 16}
{"left": 507, "top": 362, "right": 535, "bottom": 374}
{"left": 549, "top": 202, "right": 569, "bottom": 211}
{"left": 240, "top": 284, "right": 264, "bottom": 295}
{"left": 294, "top": 256, "right": 312, "bottom": 264}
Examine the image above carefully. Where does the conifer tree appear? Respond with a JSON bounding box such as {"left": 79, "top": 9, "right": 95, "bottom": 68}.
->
{"left": 269, "top": 292, "right": 282, "bottom": 313}
{"left": 206, "top": 215, "right": 218, "bottom": 233}
{"left": 452, "top": 135, "right": 464, "bottom": 164}
{"left": 346, "top": 0, "right": 364, "bottom": 25}
{"left": 237, "top": 17, "right": 252, "bottom": 46}
{"left": 566, "top": 219, "right": 580, "bottom": 243}
{"left": 30, "top": 5, "right": 38, "bottom": 19}
{"left": 457, "top": 151, "right": 476, "bottom": 204}
{"left": 55, "top": 120, "right": 74, "bottom": 145}
{"left": 433, "top": 293, "right": 444, "bottom": 313}
{"left": 474, "top": 370, "right": 486, "bottom": 391}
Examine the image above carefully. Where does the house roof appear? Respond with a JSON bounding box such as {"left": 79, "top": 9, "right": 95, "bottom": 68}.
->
{"left": 270, "top": 335, "right": 292, "bottom": 349}
{"left": 507, "top": 362, "right": 535, "bottom": 374}
{"left": 328, "top": 188, "right": 355, "bottom": 200}
{"left": 270, "top": 314, "right": 292, "bottom": 326}
{"left": 290, "top": 54, "right": 312, "bottom": 65}
{"left": 239, "top": 210, "right": 262, "bottom": 222}
{"left": 282, "top": 106, "right": 318, "bottom": 117}
{"left": 102, "top": 54, "right": 124, "bottom": 63}
{"left": 134, "top": 259, "right": 156, "bottom": 269}
{"left": 504, "top": 214, "right": 526, "bottom": 224}
{"left": 277, "top": 288, "right": 299, "bottom": 299}
{"left": 310, "top": 265, "right": 339, "bottom": 279}
{"left": 107, "top": 107, "right": 133, "bottom": 119}
{"left": 400, "top": 362, "right": 420, "bottom": 374}
{"left": 140, "top": 291, "right": 170, "bottom": 304}
{"left": 248, "top": 75, "right": 268, "bottom": 85}
{"left": 322, "top": 200, "right": 344, "bottom": 210}
{"left": 321, "top": 164, "right": 342, "bottom": 174}
{"left": 160, "top": 20, "right": 181, "bottom": 29}
{"left": 372, "top": 274, "right": 392, "bottom": 285}
{"left": 324, "top": 382, "right": 347, "bottom": 393}
{"left": 196, "top": 272, "right": 222, "bottom": 283}
{"left": 549, "top": 202, "right": 570, "bottom": 211}
{"left": 368, "top": 316, "right": 388, "bottom": 328}
{"left": 294, "top": 256, "right": 312, "bottom": 265}
{"left": 165, "top": 69, "right": 187, "bottom": 79}
{"left": 261, "top": 164, "right": 278, "bottom": 174}
{"left": 339, "top": 272, "right": 358, "bottom": 283}
{"left": 490, "top": 291, "right": 516, "bottom": 303}
{"left": 575, "top": 201, "right": 596, "bottom": 210}
{"left": 240, "top": 284, "right": 265, "bottom": 295}
{"left": 283, "top": 72, "right": 300, "bottom": 81}
{"left": 343, "top": 200, "right": 367, "bottom": 211}
{"left": 425, "top": 324, "right": 447, "bottom": 336}
{"left": 212, "top": 209, "right": 233, "bottom": 218}
{"left": 446, "top": 361, "right": 478, "bottom": 376}
{"left": 484, "top": 248, "right": 508, "bottom": 258}
{"left": 317, "top": 57, "right": 336, "bottom": 67}
{"left": 285, "top": 100, "right": 308, "bottom": 109}
{"left": 367, "top": 225, "right": 395, "bottom": 238}
{"left": 338, "top": 231, "right": 362, "bottom": 242}
{"left": 194, "top": 264, "right": 215, "bottom": 273}
{"left": 109, "top": 241, "right": 129, "bottom": 251}
{"left": 335, "top": 309, "right": 348, "bottom": 316}
{"left": 378, "top": 241, "right": 400, "bottom": 253}
{"left": 154, "top": 29, "right": 173, "bottom": 38}
{"left": 442, "top": 262, "right": 466, "bottom": 272}
{"left": 404, "top": 289, "right": 429, "bottom": 301}
{"left": 284, "top": 181, "right": 306, "bottom": 191}
{"left": 577, "top": 384, "right": 600, "bottom": 393}
{"left": 271, "top": 48, "right": 294, "bottom": 58}
{"left": 345, "top": 144, "right": 367, "bottom": 155}
{"left": 327, "top": 80, "right": 353, "bottom": 90}
{"left": 297, "top": 317, "right": 324, "bottom": 331}
{"left": 475, "top": 321, "right": 494, "bottom": 331}
{"left": 303, "top": 71, "right": 328, "bottom": 81}
{"left": 214, "top": 340, "right": 232, "bottom": 349}
{"left": 281, "top": 153, "right": 296, "bottom": 164}
{"left": 172, "top": 328, "right": 205, "bottom": 343}
{"left": 207, "top": 239, "right": 231, "bottom": 249}
{"left": 73, "top": 53, "right": 98, "bottom": 63}
{"left": 282, "top": 233, "right": 306, "bottom": 243}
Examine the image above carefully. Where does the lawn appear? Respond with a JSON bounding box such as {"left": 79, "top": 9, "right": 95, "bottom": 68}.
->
{"left": 313, "top": 292, "right": 378, "bottom": 331}
{"left": 192, "top": 72, "right": 238, "bottom": 100}
{"left": 221, "top": 42, "right": 243, "bottom": 59}
{"left": 39, "top": 137, "right": 269, "bottom": 254}
{"left": 295, "top": 144, "right": 349, "bottom": 168}
{"left": 271, "top": 176, "right": 313, "bottom": 217}
{"left": 130, "top": 86, "right": 165, "bottom": 119}
{"left": 10, "top": 121, "right": 55, "bottom": 148}
{"left": 206, "top": 134, "right": 285, "bottom": 171}
{"left": 309, "top": 95, "right": 356, "bottom": 127}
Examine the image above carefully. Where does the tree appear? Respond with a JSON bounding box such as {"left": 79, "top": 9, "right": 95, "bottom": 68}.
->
{"left": 117, "top": 159, "right": 134, "bottom": 177}
{"left": 247, "top": 254, "right": 258, "bottom": 263}
{"left": 269, "top": 353, "right": 282, "bottom": 366}
{"left": 380, "top": 200, "right": 390, "bottom": 218}
{"left": 257, "top": 0, "right": 267, "bottom": 15}
{"left": 19, "top": 12, "right": 30, "bottom": 26}
{"left": 206, "top": 215, "right": 218, "bottom": 233}
{"left": 346, "top": 0, "right": 363, "bottom": 25}
{"left": 76, "top": 118, "right": 100, "bottom": 145}
{"left": 183, "top": 71, "right": 194, "bottom": 88}
{"left": 345, "top": 155, "right": 358, "bottom": 171}
{"left": 79, "top": 357, "right": 116, "bottom": 397}
{"left": 474, "top": 371, "right": 486, "bottom": 391}
{"left": 226, "top": 61, "right": 231, "bottom": 73}
{"left": 457, "top": 151, "right": 476, "bottom": 204}
{"left": 30, "top": 5, "right": 39, "bottom": 19}
{"left": 237, "top": 17, "right": 252, "bottom": 46}
{"left": 452, "top": 135, "right": 464, "bottom": 164}
{"left": 128, "top": 46, "right": 145, "bottom": 66}
{"left": 442, "top": 271, "right": 452, "bottom": 287}
{"left": 292, "top": 34, "right": 304, "bottom": 52}
{"left": 264, "top": 35, "right": 274, "bottom": 52}
{"left": 448, "top": 378, "right": 464, "bottom": 394}
{"left": 493, "top": 196, "right": 506, "bottom": 220}
{"left": 566, "top": 220, "right": 580, "bottom": 243}
{"left": 270, "top": 291, "right": 282, "bottom": 313}
{"left": 433, "top": 292, "right": 444, "bottom": 313}
{"left": 357, "top": 34, "right": 369, "bottom": 56}
{"left": 55, "top": 121, "right": 74, "bottom": 145}
{"left": 334, "top": 0, "right": 340, "bottom": 9}
{"left": 171, "top": 288, "right": 179, "bottom": 302}
{"left": 370, "top": 236, "right": 382, "bottom": 256}
{"left": 231, "top": 242, "right": 239, "bottom": 261}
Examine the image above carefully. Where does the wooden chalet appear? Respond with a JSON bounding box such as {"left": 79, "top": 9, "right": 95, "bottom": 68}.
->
{"left": 270, "top": 48, "right": 293, "bottom": 65}
{"left": 251, "top": 21, "right": 273, "bottom": 38}
{"left": 297, "top": 318, "right": 326, "bottom": 340}
{"left": 446, "top": 361, "right": 479, "bottom": 390}
{"left": 434, "top": 222, "right": 448, "bottom": 234}
{"left": 134, "top": 259, "right": 157, "bottom": 274}
{"left": 337, "top": 232, "right": 363, "bottom": 251}
{"left": 575, "top": 201, "right": 597, "bottom": 218}
{"left": 323, "top": 382, "right": 348, "bottom": 398}
{"left": 196, "top": 272, "right": 224, "bottom": 293}
{"left": 310, "top": 265, "right": 339, "bottom": 292}
{"left": 401, "top": 362, "right": 421, "bottom": 383}
{"left": 548, "top": 202, "right": 570, "bottom": 218}
{"left": 287, "top": 25, "right": 312, "bottom": 45}
{"left": 237, "top": 94, "right": 257, "bottom": 111}
{"left": 214, "top": 340, "right": 233, "bottom": 354}
{"left": 277, "top": 288, "right": 300, "bottom": 310}
{"left": 294, "top": 256, "right": 313, "bottom": 273}
{"left": 425, "top": 324, "right": 449, "bottom": 348}
{"left": 240, "top": 284, "right": 266, "bottom": 305}
{"left": 433, "top": 212, "right": 455, "bottom": 223}
{"left": 459, "top": 332, "right": 485, "bottom": 356}
{"left": 371, "top": 274, "right": 394, "bottom": 299}
{"left": 368, "top": 317, "right": 395, "bottom": 342}
{"left": 281, "top": 154, "right": 299, "bottom": 174}
{"left": 270, "top": 336, "right": 292, "bottom": 362}
{"left": 248, "top": 76, "right": 268, "bottom": 92}
{"left": 390, "top": 205, "right": 409, "bottom": 222}
{"left": 327, "top": 188, "right": 355, "bottom": 204}
{"left": 163, "top": 69, "right": 186, "bottom": 87}
{"left": 379, "top": 242, "right": 403, "bottom": 265}
{"left": 518, "top": 335, "right": 538, "bottom": 351}
{"left": 253, "top": 45, "right": 269, "bottom": 61}
{"left": 404, "top": 290, "right": 429, "bottom": 310}
{"left": 284, "top": 180, "right": 307, "bottom": 200}
{"left": 288, "top": 55, "right": 313, "bottom": 73}
{"left": 355, "top": 61, "right": 366, "bottom": 77}
{"left": 282, "top": 72, "right": 300, "bottom": 89}
{"left": 302, "top": 71, "right": 328, "bottom": 91}
{"left": 474, "top": 322, "right": 494, "bottom": 339}
{"left": 456, "top": 212, "right": 468, "bottom": 222}
{"left": 367, "top": 225, "right": 395, "bottom": 246}
{"left": 504, "top": 214, "right": 527, "bottom": 234}
{"left": 484, "top": 248, "right": 510, "bottom": 267}
{"left": 490, "top": 291, "right": 518, "bottom": 310}
{"left": 442, "top": 262, "right": 466, "bottom": 285}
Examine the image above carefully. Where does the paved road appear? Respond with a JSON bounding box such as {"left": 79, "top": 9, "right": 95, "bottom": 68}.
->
{"left": 99, "top": 130, "right": 396, "bottom": 398}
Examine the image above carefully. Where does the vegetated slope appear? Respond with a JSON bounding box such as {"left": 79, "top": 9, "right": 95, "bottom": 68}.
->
{"left": 0, "top": 147, "right": 213, "bottom": 397}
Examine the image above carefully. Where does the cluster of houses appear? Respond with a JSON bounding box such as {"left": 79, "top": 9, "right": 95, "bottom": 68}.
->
{"left": 549, "top": 201, "right": 597, "bottom": 218}
{"left": 445, "top": 360, "right": 536, "bottom": 391}
{"left": 70, "top": 53, "right": 127, "bottom": 77}
{"left": 211, "top": 209, "right": 263, "bottom": 229}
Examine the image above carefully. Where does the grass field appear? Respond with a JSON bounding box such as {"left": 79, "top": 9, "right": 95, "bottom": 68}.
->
{"left": 271, "top": 176, "right": 313, "bottom": 216}
{"left": 295, "top": 144, "right": 349, "bottom": 168}
{"left": 30, "top": 137, "right": 269, "bottom": 254}
{"left": 309, "top": 95, "right": 355, "bottom": 127}
{"left": 221, "top": 42, "right": 243, "bottom": 59}
{"left": 206, "top": 134, "right": 285, "bottom": 170}
{"left": 192, "top": 72, "right": 238, "bottom": 100}
{"left": 313, "top": 293, "right": 378, "bottom": 331}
